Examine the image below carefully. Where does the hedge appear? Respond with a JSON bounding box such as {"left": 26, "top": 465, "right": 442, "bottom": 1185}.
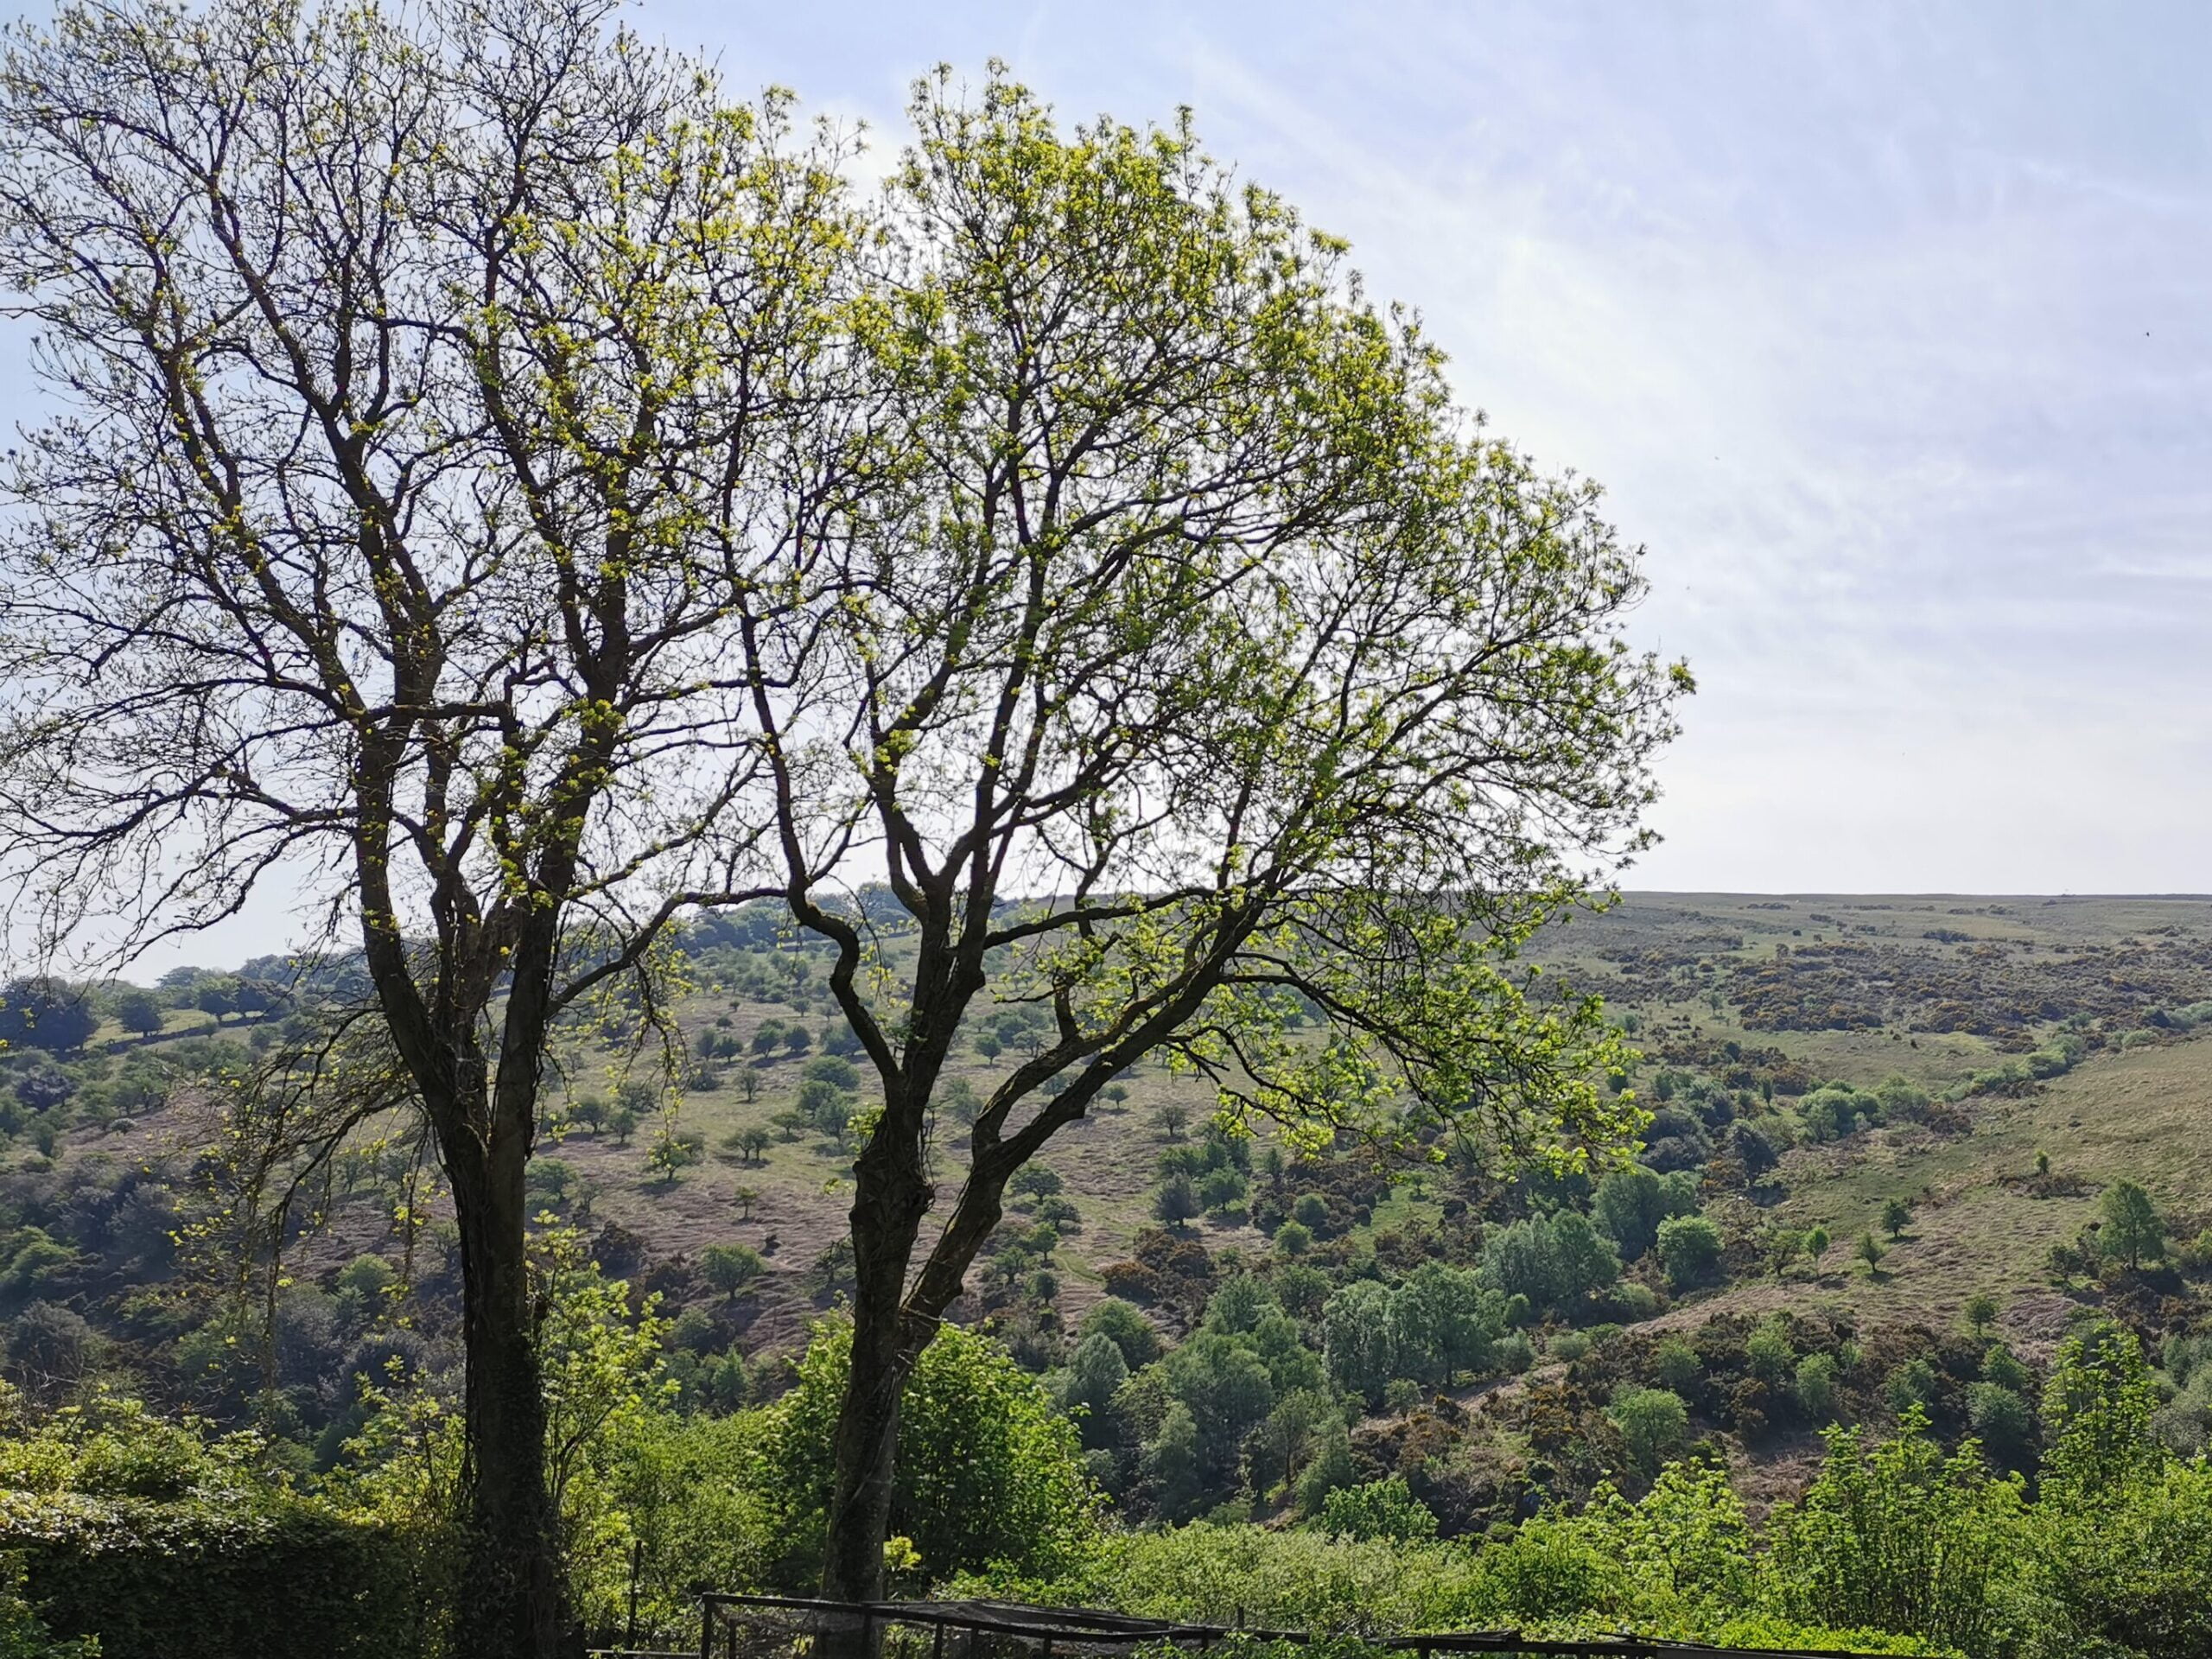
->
{"left": 0, "top": 1488, "right": 421, "bottom": 1659}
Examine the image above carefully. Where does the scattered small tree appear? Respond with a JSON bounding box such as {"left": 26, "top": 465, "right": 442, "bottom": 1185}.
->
{"left": 1609, "top": 1387, "right": 1690, "bottom": 1474}
{"left": 1965, "top": 1291, "right": 1999, "bottom": 1337}
{"left": 1154, "top": 1173, "right": 1202, "bottom": 1231}
{"left": 113, "top": 990, "right": 164, "bottom": 1037}
{"left": 1154, "top": 1103, "right": 1192, "bottom": 1143}
{"left": 734, "top": 1186, "right": 760, "bottom": 1222}
{"left": 702, "top": 1243, "right": 766, "bottom": 1301}
{"left": 647, "top": 1131, "right": 706, "bottom": 1187}
{"left": 1882, "top": 1197, "right": 1913, "bottom": 1239}
{"left": 1857, "top": 1231, "right": 1887, "bottom": 1277}
{"left": 2099, "top": 1180, "right": 2165, "bottom": 1272}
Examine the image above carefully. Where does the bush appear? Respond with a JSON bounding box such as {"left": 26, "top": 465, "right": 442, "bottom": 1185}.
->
{"left": 1079, "top": 1300, "right": 1162, "bottom": 1370}
{"left": 1318, "top": 1478, "right": 1438, "bottom": 1543}
{"left": 1965, "top": 1382, "right": 2032, "bottom": 1462}
{"left": 1607, "top": 1281, "right": 1660, "bottom": 1321}
{"left": 1654, "top": 1214, "right": 1724, "bottom": 1292}
{"left": 951, "top": 1523, "right": 1485, "bottom": 1636}
{"left": 1591, "top": 1166, "right": 1699, "bottom": 1261}
{"left": 1607, "top": 1388, "right": 1689, "bottom": 1474}
{"left": 1765, "top": 1409, "right": 2024, "bottom": 1655}
{"left": 753, "top": 1319, "right": 1096, "bottom": 1588}
{"left": 1480, "top": 1211, "right": 1620, "bottom": 1319}
{"left": 2, "top": 1491, "right": 418, "bottom": 1659}
{"left": 2098, "top": 1180, "right": 2165, "bottom": 1270}
{"left": 1783, "top": 1354, "right": 1833, "bottom": 1421}
{"left": 1651, "top": 1336, "right": 1701, "bottom": 1395}
{"left": 1745, "top": 1319, "right": 1795, "bottom": 1386}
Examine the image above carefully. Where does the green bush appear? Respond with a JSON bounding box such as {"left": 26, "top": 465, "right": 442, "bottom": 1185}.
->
{"left": 1765, "top": 1408, "right": 2025, "bottom": 1655}
{"left": 1794, "top": 1352, "right": 1839, "bottom": 1421}
{"left": 1, "top": 1491, "right": 417, "bottom": 1659}
{"left": 1654, "top": 1214, "right": 1724, "bottom": 1292}
{"left": 753, "top": 1318, "right": 1096, "bottom": 1589}
{"left": 0, "top": 1554, "right": 93, "bottom": 1659}
{"left": 1316, "top": 1478, "right": 1436, "bottom": 1543}
{"left": 1607, "top": 1388, "right": 1689, "bottom": 1474}
{"left": 1651, "top": 1335, "right": 1702, "bottom": 1394}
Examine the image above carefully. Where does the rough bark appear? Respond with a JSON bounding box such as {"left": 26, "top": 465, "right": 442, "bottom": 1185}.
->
{"left": 819, "top": 1119, "right": 937, "bottom": 1606}
{"left": 448, "top": 1128, "right": 575, "bottom": 1658}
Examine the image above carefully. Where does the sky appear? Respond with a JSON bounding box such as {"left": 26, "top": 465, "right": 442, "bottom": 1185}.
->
{"left": 11, "top": 1, "right": 2212, "bottom": 977}
{"left": 629, "top": 0, "right": 2212, "bottom": 896}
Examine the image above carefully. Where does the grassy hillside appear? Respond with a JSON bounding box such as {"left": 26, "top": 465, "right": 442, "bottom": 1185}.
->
{"left": 4, "top": 890, "right": 2209, "bottom": 1533}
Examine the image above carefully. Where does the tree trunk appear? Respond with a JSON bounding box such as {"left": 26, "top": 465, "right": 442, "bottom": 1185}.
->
{"left": 448, "top": 1129, "right": 577, "bottom": 1659}
{"left": 820, "top": 1131, "right": 937, "bottom": 1622}
{"left": 819, "top": 1295, "right": 909, "bottom": 1603}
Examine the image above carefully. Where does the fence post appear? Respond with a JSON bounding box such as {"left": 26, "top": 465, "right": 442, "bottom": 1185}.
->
{"left": 934, "top": 1618, "right": 946, "bottom": 1659}
{"left": 697, "top": 1596, "right": 713, "bottom": 1659}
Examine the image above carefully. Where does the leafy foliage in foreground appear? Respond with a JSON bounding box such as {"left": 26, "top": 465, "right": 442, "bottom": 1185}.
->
{"left": 6, "top": 1255, "right": 2212, "bottom": 1659}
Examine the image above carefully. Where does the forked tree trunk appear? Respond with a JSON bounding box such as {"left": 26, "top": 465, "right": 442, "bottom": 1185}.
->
{"left": 447, "top": 1118, "right": 576, "bottom": 1659}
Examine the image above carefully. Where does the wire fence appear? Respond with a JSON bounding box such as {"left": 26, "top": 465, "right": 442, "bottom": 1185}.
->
{"left": 636, "top": 1592, "right": 1904, "bottom": 1659}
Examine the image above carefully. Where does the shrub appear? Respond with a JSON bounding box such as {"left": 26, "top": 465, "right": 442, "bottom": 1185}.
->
{"left": 1481, "top": 1211, "right": 1620, "bottom": 1319}
{"left": 1009, "top": 1163, "right": 1065, "bottom": 1201}
{"left": 1795, "top": 1353, "right": 1839, "bottom": 1421}
{"left": 1318, "top": 1477, "right": 1438, "bottom": 1543}
{"left": 1966, "top": 1382, "right": 2032, "bottom": 1462}
{"left": 2098, "top": 1180, "right": 2165, "bottom": 1270}
{"left": 1079, "top": 1300, "right": 1162, "bottom": 1370}
{"left": 753, "top": 1319, "right": 1096, "bottom": 1588}
{"left": 1654, "top": 1214, "right": 1723, "bottom": 1292}
{"left": 1154, "top": 1174, "right": 1201, "bottom": 1229}
{"left": 1607, "top": 1388, "right": 1689, "bottom": 1474}
{"left": 1765, "top": 1410, "right": 2025, "bottom": 1655}
{"left": 1591, "top": 1166, "right": 1699, "bottom": 1260}
{"left": 1651, "top": 1336, "right": 1701, "bottom": 1395}
{"left": 0, "top": 1479, "right": 417, "bottom": 1659}
{"left": 1745, "top": 1319, "right": 1795, "bottom": 1386}
{"left": 1608, "top": 1281, "right": 1660, "bottom": 1321}
{"left": 1885, "top": 1357, "right": 1937, "bottom": 1414}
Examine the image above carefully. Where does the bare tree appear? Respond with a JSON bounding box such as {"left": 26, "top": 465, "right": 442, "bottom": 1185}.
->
{"left": 0, "top": 3, "right": 850, "bottom": 1653}
{"left": 737, "top": 74, "right": 1692, "bottom": 1605}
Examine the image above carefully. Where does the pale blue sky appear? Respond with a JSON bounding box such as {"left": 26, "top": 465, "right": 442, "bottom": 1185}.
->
{"left": 16, "top": 2, "right": 2212, "bottom": 976}
{"left": 642, "top": 0, "right": 2211, "bottom": 894}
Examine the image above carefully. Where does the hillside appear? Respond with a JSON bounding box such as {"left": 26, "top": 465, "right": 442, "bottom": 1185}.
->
{"left": 3, "top": 891, "right": 2209, "bottom": 1535}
